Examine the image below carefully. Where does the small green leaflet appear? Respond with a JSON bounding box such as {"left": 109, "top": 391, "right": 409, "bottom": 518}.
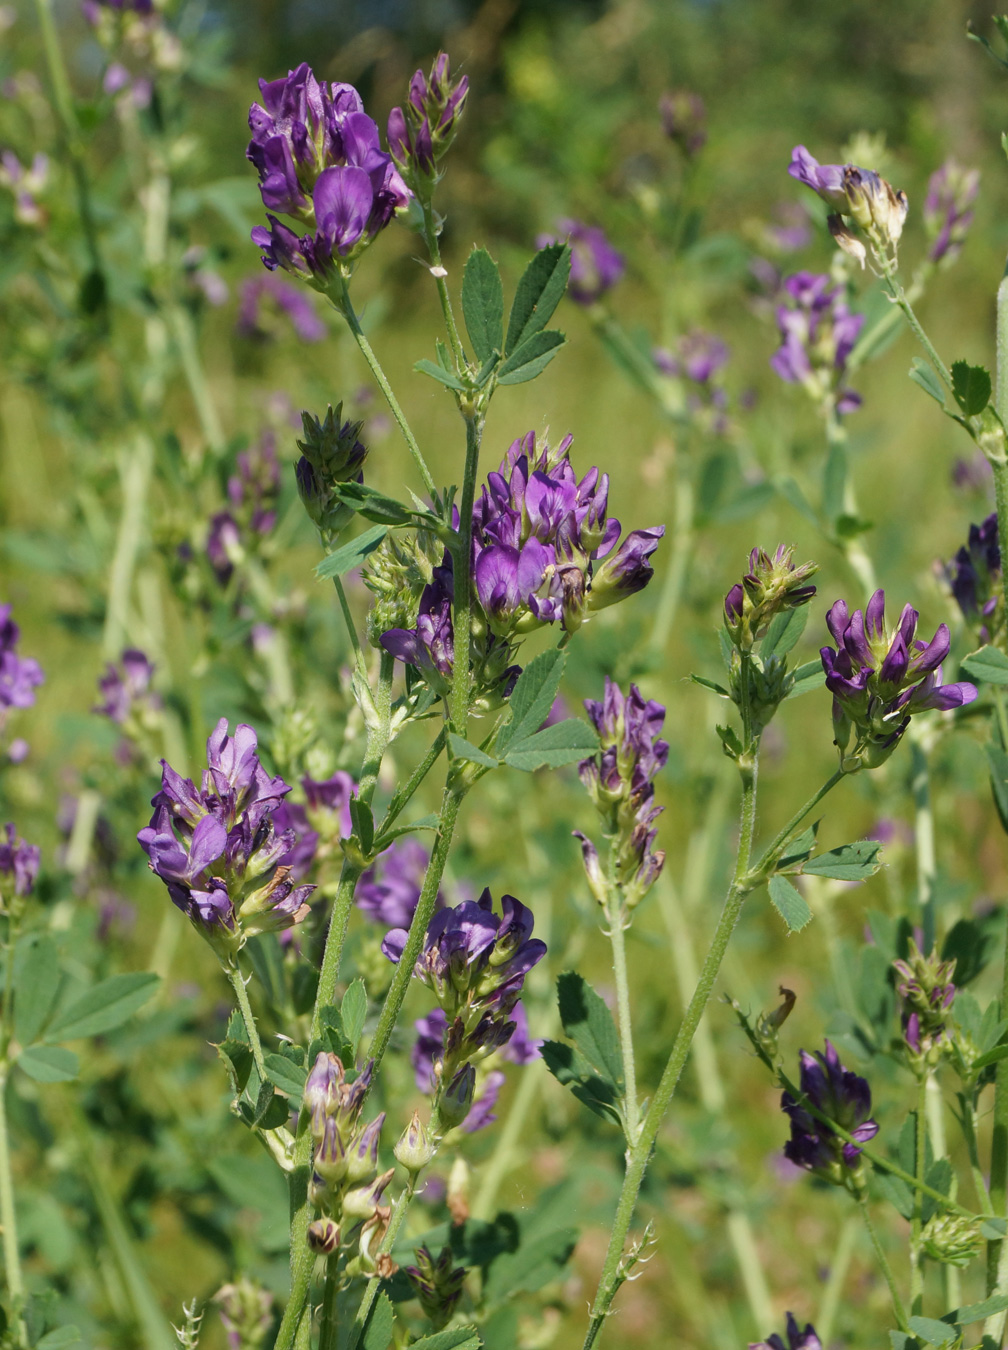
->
{"left": 952, "top": 359, "right": 992, "bottom": 415}
{"left": 497, "top": 649, "right": 565, "bottom": 754}
{"left": 802, "top": 839, "right": 882, "bottom": 881}
{"left": 360, "top": 1290, "right": 395, "bottom": 1350}
{"left": 262, "top": 1052, "right": 307, "bottom": 1099}
{"left": 330, "top": 482, "right": 414, "bottom": 526}
{"left": 954, "top": 1293, "right": 1008, "bottom": 1324}
{"left": 556, "top": 972, "right": 625, "bottom": 1088}
{"left": 447, "top": 733, "right": 497, "bottom": 769}
{"left": 962, "top": 644, "right": 1008, "bottom": 686}
{"left": 461, "top": 247, "right": 504, "bottom": 364}
{"left": 46, "top": 972, "right": 160, "bottom": 1041}
{"left": 414, "top": 358, "right": 467, "bottom": 391}
{"left": 14, "top": 936, "right": 61, "bottom": 1047}
{"left": 767, "top": 875, "right": 813, "bottom": 933}
{"left": 907, "top": 1315, "right": 958, "bottom": 1348}
{"left": 497, "top": 330, "right": 566, "bottom": 385}
{"left": 909, "top": 357, "right": 946, "bottom": 406}
{"left": 759, "top": 604, "right": 808, "bottom": 659}
{"left": 17, "top": 1046, "right": 79, "bottom": 1083}
{"left": 37, "top": 1330, "right": 83, "bottom": 1348}
{"left": 504, "top": 244, "right": 571, "bottom": 354}
{"left": 315, "top": 526, "right": 388, "bottom": 580}
{"left": 341, "top": 978, "right": 367, "bottom": 1056}
{"left": 409, "top": 1328, "right": 482, "bottom": 1350}
{"left": 500, "top": 719, "right": 598, "bottom": 772}
{"left": 785, "top": 659, "right": 825, "bottom": 699}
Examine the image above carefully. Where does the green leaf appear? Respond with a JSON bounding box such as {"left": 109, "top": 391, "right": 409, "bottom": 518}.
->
{"left": 956, "top": 1293, "right": 1008, "bottom": 1324}
{"left": 907, "top": 1315, "right": 958, "bottom": 1347}
{"left": 497, "top": 648, "right": 566, "bottom": 754}
{"left": 315, "top": 526, "right": 388, "bottom": 580}
{"left": 497, "top": 330, "right": 566, "bottom": 385}
{"left": 716, "top": 723, "right": 743, "bottom": 760}
{"left": 341, "top": 978, "right": 367, "bottom": 1056}
{"left": 448, "top": 733, "right": 497, "bottom": 769}
{"left": 968, "top": 20, "right": 1008, "bottom": 68}
{"left": 909, "top": 357, "right": 947, "bottom": 405}
{"left": 46, "top": 972, "right": 159, "bottom": 1041}
{"left": 777, "top": 822, "right": 818, "bottom": 871}
{"left": 785, "top": 659, "right": 826, "bottom": 699}
{"left": 262, "top": 1052, "right": 307, "bottom": 1099}
{"left": 803, "top": 839, "right": 883, "bottom": 881}
{"left": 481, "top": 1224, "right": 577, "bottom": 1302}
{"left": 982, "top": 1217, "right": 1008, "bottom": 1239}
{"left": 556, "top": 972, "right": 624, "bottom": 1087}
{"left": 963, "top": 645, "right": 1008, "bottom": 686}
{"left": 361, "top": 1290, "right": 395, "bottom": 1350}
{"left": 216, "top": 1037, "right": 254, "bottom": 1096}
{"left": 872, "top": 1170, "right": 914, "bottom": 1220}
{"left": 410, "top": 1328, "right": 482, "bottom": 1350}
{"left": 414, "top": 358, "right": 467, "bottom": 391}
{"left": 971, "top": 1042, "right": 1008, "bottom": 1071}
{"left": 500, "top": 718, "right": 599, "bottom": 772}
{"left": 350, "top": 795, "right": 375, "bottom": 856}
{"left": 14, "top": 937, "right": 61, "bottom": 1047}
{"left": 759, "top": 604, "right": 809, "bottom": 659}
{"left": 767, "top": 875, "right": 813, "bottom": 932}
{"left": 331, "top": 482, "right": 414, "bottom": 526}
{"left": 462, "top": 247, "right": 504, "bottom": 364}
{"left": 690, "top": 673, "right": 729, "bottom": 697}
{"left": 952, "top": 360, "right": 992, "bottom": 415}
{"left": 37, "top": 1330, "right": 82, "bottom": 1348}
{"left": 540, "top": 1040, "right": 622, "bottom": 1126}
{"left": 505, "top": 244, "right": 570, "bottom": 353}
{"left": 16, "top": 1046, "right": 79, "bottom": 1083}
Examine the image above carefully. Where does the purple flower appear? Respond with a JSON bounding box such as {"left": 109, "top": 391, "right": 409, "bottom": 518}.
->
{"left": 358, "top": 836, "right": 439, "bottom": 929}
{"left": 387, "top": 52, "right": 468, "bottom": 187}
{"left": 137, "top": 718, "right": 315, "bottom": 955}
{"left": 945, "top": 511, "right": 1001, "bottom": 642}
{"left": 923, "top": 160, "right": 979, "bottom": 266}
{"left": 723, "top": 544, "right": 818, "bottom": 651}
{"left": 301, "top": 770, "right": 356, "bottom": 839}
{"left": 820, "top": 590, "right": 978, "bottom": 769}
{"left": 0, "top": 823, "right": 39, "bottom": 898}
{"left": 659, "top": 89, "right": 706, "bottom": 157}
{"left": 771, "top": 271, "right": 864, "bottom": 415}
{"left": 789, "top": 145, "right": 907, "bottom": 254}
{"left": 237, "top": 274, "right": 326, "bottom": 342}
{"left": 750, "top": 1313, "right": 823, "bottom": 1350}
{"left": 781, "top": 1040, "right": 878, "bottom": 1181}
{"left": 380, "top": 560, "right": 455, "bottom": 690}
{"left": 537, "top": 220, "right": 624, "bottom": 306}
{"left": 94, "top": 649, "right": 159, "bottom": 725}
{"left": 893, "top": 939, "right": 956, "bottom": 1060}
{"left": 247, "top": 65, "right": 411, "bottom": 278}
{"left": 0, "top": 605, "right": 43, "bottom": 714}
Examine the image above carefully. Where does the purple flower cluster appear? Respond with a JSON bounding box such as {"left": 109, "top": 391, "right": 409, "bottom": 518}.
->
{"left": 381, "top": 432, "right": 663, "bottom": 697}
{"left": 412, "top": 1001, "right": 539, "bottom": 1133}
{"left": 770, "top": 272, "right": 864, "bottom": 415}
{"left": 94, "top": 648, "right": 159, "bottom": 725}
{"left": 237, "top": 274, "right": 326, "bottom": 343}
{"left": 0, "top": 823, "right": 40, "bottom": 900}
{"left": 788, "top": 145, "right": 907, "bottom": 260}
{"left": 577, "top": 679, "right": 667, "bottom": 910}
{"left": 0, "top": 605, "right": 43, "bottom": 719}
{"left": 750, "top": 1314, "right": 823, "bottom": 1350}
{"left": 923, "top": 160, "right": 979, "bottom": 266}
{"left": 207, "top": 432, "right": 281, "bottom": 584}
{"left": 821, "top": 590, "right": 977, "bottom": 770}
{"left": 247, "top": 64, "right": 411, "bottom": 280}
{"left": 537, "top": 221, "right": 624, "bottom": 306}
{"left": 387, "top": 53, "right": 468, "bottom": 186}
{"left": 137, "top": 719, "right": 316, "bottom": 956}
{"left": 945, "top": 511, "right": 1001, "bottom": 643}
{"left": 893, "top": 939, "right": 956, "bottom": 1062}
{"left": 0, "top": 151, "right": 49, "bottom": 227}
{"left": 782, "top": 1040, "right": 878, "bottom": 1183}
{"left": 384, "top": 890, "right": 546, "bottom": 1135}
{"left": 357, "top": 836, "right": 439, "bottom": 929}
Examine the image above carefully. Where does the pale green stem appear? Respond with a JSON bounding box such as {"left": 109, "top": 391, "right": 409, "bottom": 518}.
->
{"left": 0, "top": 1067, "right": 26, "bottom": 1349}
{"left": 878, "top": 253, "right": 953, "bottom": 392}
{"left": 421, "top": 202, "right": 466, "bottom": 368}
{"left": 824, "top": 407, "right": 877, "bottom": 595}
{"left": 647, "top": 474, "right": 694, "bottom": 658}
{"left": 985, "top": 1239, "right": 1008, "bottom": 1346}
{"left": 964, "top": 1097, "right": 995, "bottom": 1216}
{"left": 317, "top": 1254, "right": 340, "bottom": 1350}
{"left": 224, "top": 961, "right": 267, "bottom": 1083}
{"left": 924, "top": 1075, "right": 960, "bottom": 1309}
{"left": 910, "top": 1077, "right": 928, "bottom": 1311}
{"left": 64, "top": 787, "right": 101, "bottom": 876}
{"left": 357, "top": 652, "right": 394, "bottom": 810}
{"left": 346, "top": 1180, "right": 417, "bottom": 1350}
{"left": 994, "top": 688, "right": 1008, "bottom": 754}
{"left": 332, "top": 577, "right": 365, "bottom": 673}
{"left": 166, "top": 305, "right": 225, "bottom": 454}
{"left": 910, "top": 737, "right": 937, "bottom": 950}
{"left": 815, "top": 1215, "right": 858, "bottom": 1346}
{"left": 311, "top": 859, "right": 365, "bottom": 1042}
{"left": 334, "top": 280, "right": 437, "bottom": 498}
{"left": 103, "top": 433, "right": 154, "bottom": 660}
{"left": 581, "top": 750, "right": 759, "bottom": 1350}
{"left": 858, "top": 1193, "right": 910, "bottom": 1333}
{"left": 606, "top": 907, "right": 639, "bottom": 1144}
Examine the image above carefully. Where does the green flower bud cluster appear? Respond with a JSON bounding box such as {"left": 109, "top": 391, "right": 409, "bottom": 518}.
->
{"left": 362, "top": 523, "right": 446, "bottom": 647}
{"left": 404, "top": 1244, "right": 467, "bottom": 1331}
{"left": 723, "top": 545, "right": 818, "bottom": 653}
{"left": 295, "top": 403, "right": 368, "bottom": 546}
{"left": 920, "top": 1212, "right": 983, "bottom": 1268}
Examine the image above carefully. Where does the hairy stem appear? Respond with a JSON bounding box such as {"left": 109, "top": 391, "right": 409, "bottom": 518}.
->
{"left": 606, "top": 907, "right": 639, "bottom": 1144}
{"left": 910, "top": 1079, "right": 928, "bottom": 1311}
{"left": 422, "top": 202, "right": 466, "bottom": 368}
{"left": 909, "top": 735, "right": 937, "bottom": 950}
{"left": 858, "top": 1193, "right": 910, "bottom": 1333}
{"left": 879, "top": 254, "right": 953, "bottom": 392}
{"left": 224, "top": 960, "right": 267, "bottom": 1083}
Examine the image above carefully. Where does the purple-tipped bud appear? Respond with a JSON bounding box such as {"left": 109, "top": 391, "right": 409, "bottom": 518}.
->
{"left": 435, "top": 1063, "right": 476, "bottom": 1133}
{"left": 314, "top": 1114, "right": 349, "bottom": 1184}
{"left": 394, "top": 1109, "right": 438, "bottom": 1173}
{"left": 404, "top": 1245, "right": 467, "bottom": 1331}
{"left": 342, "top": 1166, "right": 395, "bottom": 1221}
{"left": 924, "top": 160, "right": 979, "bottom": 266}
{"left": 346, "top": 1112, "right": 384, "bottom": 1184}
{"left": 0, "top": 824, "right": 39, "bottom": 900}
{"left": 304, "top": 1051, "right": 345, "bottom": 1121}
{"left": 307, "top": 1218, "right": 340, "bottom": 1253}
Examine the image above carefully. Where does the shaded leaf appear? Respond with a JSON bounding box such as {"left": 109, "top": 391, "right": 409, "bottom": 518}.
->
{"left": 14, "top": 936, "right": 61, "bottom": 1047}
{"left": 462, "top": 247, "right": 504, "bottom": 364}
{"left": 497, "top": 649, "right": 565, "bottom": 754}
{"left": 500, "top": 718, "right": 598, "bottom": 772}
{"left": 361, "top": 1291, "right": 395, "bottom": 1350}
{"left": 448, "top": 733, "right": 497, "bottom": 769}
{"left": 803, "top": 839, "right": 882, "bottom": 881}
{"left": 767, "top": 875, "right": 813, "bottom": 933}
{"left": 315, "top": 526, "right": 388, "bottom": 580}
{"left": 540, "top": 1040, "right": 622, "bottom": 1126}
{"left": 909, "top": 357, "right": 946, "bottom": 405}
{"left": 556, "top": 972, "right": 624, "bottom": 1087}
{"left": 262, "top": 1052, "right": 307, "bottom": 1099}
{"left": 16, "top": 1046, "right": 79, "bottom": 1083}
{"left": 497, "top": 330, "right": 566, "bottom": 385}
{"left": 963, "top": 646, "right": 1008, "bottom": 687}
{"left": 341, "top": 978, "right": 367, "bottom": 1056}
{"left": 47, "top": 972, "right": 159, "bottom": 1041}
{"left": 952, "top": 360, "right": 992, "bottom": 415}
{"left": 759, "top": 605, "right": 809, "bottom": 659}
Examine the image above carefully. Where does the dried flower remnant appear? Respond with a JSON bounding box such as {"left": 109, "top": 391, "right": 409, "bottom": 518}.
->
{"left": 659, "top": 88, "right": 707, "bottom": 157}
{"left": 923, "top": 160, "right": 979, "bottom": 266}
{"left": 137, "top": 718, "right": 316, "bottom": 957}
{"left": 770, "top": 272, "right": 864, "bottom": 415}
{"left": 247, "top": 64, "right": 411, "bottom": 281}
{"left": 788, "top": 145, "right": 908, "bottom": 262}
{"left": 750, "top": 1313, "right": 824, "bottom": 1350}
{"left": 820, "top": 590, "right": 977, "bottom": 770}
{"left": 237, "top": 273, "right": 326, "bottom": 342}
{"left": 577, "top": 678, "right": 668, "bottom": 910}
{"left": 387, "top": 52, "right": 469, "bottom": 191}
{"left": 536, "top": 220, "right": 624, "bottom": 306}
{"left": 781, "top": 1040, "right": 878, "bottom": 1187}
{"left": 945, "top": 511, "right": 1002, "bottom": 644}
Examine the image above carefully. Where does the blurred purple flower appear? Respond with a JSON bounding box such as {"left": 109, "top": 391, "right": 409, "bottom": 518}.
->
{"left": 771, "top": 271, "right": 864, "bottom": 414}
{"left": 750, "top": 1313, "right": 823, "bottom": 1350}
{"left": 237, "top": 274, "right": 326, "bottom": 342}
{"left": 945, "top": 511, "right": 1001, "bottom": 643}
{"left": 781, "top": 1040, "right": 878, "bottom": 1180}
{"left": 0, "top": 823, "right": 39, "bottom": 898}
{"left": 659, "top": 89, "right": 706, "bottom": 157}
{"left": 358, "top": 836, "right": 439, "bottom": 929}
{"left": 821, "top": 589, "right": 977, "bottom": 768}
{"left": 788, "top": 145, "right": 907, "bottom": 254}
{"left": 924, "top": 160, "right": 979, "bottom": 266}
{"left": 0, "top": 605, "right": 43, "bottom": 714}
{"left": 537, "top": 219, "right": 624, "bottom": 306}
{"left": 94, "top": 649, "right": 159, "bottom": 725}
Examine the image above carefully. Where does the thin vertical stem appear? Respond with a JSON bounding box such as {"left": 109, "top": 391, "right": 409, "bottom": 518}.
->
{"left": 910, "top": 1080, "right": 928, "bottom": 1312}
{"left": 166, "top": 306, "right": 225, "bottom": 454}
{"left": 858, "top": 1193, "right": 910, "bottom": 1333}
{"left": 606, "top": 911, "right": 639, "bottom": 1143}
{"left": 910, "top": 737, "right": 937, "bottom": 951}
{"left": 448, "top": 415, "right": 481, "bottom": 736}
{"left": 924, "top": 1075, "right": 960, "bottom": 1309}
{"left": 647, "top": 473, "right": 694, "bottom": 658}
{"left": 879, "top": 254, "right": 953, "bottom": 392}
{"left": 422, "top": 203, "right": 466, "bottom": 368}
{"left": 357, "top": 652, "right": 394, "bottom": 810}
{"left": 224, "top": 961, "right": 267, "bottom": 1083}
{"left": 317, "top": 1255, "right": 340, "bottom": 1350}
{"left": 103, "top": 433, "right": 154, "bottom": 659}
{"left": 346, "top": 1180, "right": 417, "bottom": 1350}
{"left": 0, "top": 1068, "right": 26, "bottom": 1348}
{"left": 815, "top": 1215, "right": 858, "bottom": 1346}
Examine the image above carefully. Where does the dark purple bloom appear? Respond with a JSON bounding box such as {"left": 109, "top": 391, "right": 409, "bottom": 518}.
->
{"left": 94, "top": 649, "right": 159, "bottom": 725}
{"left": 945, "top": 511, "right": 1001, "bottom": 642}
{"left": 923, "top": 160, "right": 979, "bottom": 266}
{"left": 380, "top": 561, "right": 455, "bottom": 689}
{"left": 0, "top": 823, "right": 39, "bottom": 898}
{"left": 137, "top": 718, "right": 315, "bottom": 955}
{"left": 358, "top": 836, "right": 439, "bottom": 930}
{"left": 0, "top": 605, "right": 43, "bottom": 713}
{"left": 781, "top": 1040, "right": 878, "bottom": 1181}
{"left": 821, "top": 590, "right": 977, "bottom": 769}
{"left": 387, "top": 52, "right": 468, "bottom": 187}
{"left": 771, "top": 271, "right": 864, "bottom": 415}
{"left": 789, "top": 145, "right": 907, "bottom": 252}
{"left": 750, "top": 1313, "right": 823, "bottom": 1350}
{"left": 237, "top": 274, "right": 326, "bottom": 342}
{"left": 659, "top": 89, "right": 706, "bottom": 157}
{"left": 536, "top": 220, "right": 624, "bottom": 306}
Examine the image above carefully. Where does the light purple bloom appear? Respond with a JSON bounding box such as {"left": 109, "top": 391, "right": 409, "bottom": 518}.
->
{"left": 771, "top": 271, "right": 864, "bottom": 414}
{"left": 94, "top": 649, "right": 159, "bottom": 725}
{"left": 781, "top": 1040, "right": 878, "bottom": 1179}
{"left": 821, "top": 589, "right": 977, "bottom": 768}
{"left": 789, "top": 145, "right": 907, "bottom": 252}
{"left": 237, "top": 274, "right": 326, "bottom": 342}
{"left": 537, "top": 220, "right": 624, "bottom": 306}
{"left": 0, "top": 605, "right": 43, "bottom": 713}
{"left": 301, "top": 771, "right": 355, "bottom": 838}
{"left": 357, "top": 836, "right": 439, "bottom": 929}
{"left": 0, "top": 823, "right": 39, "bottom": 898}
{"left": 923, "top": 160, "right": 979, "bottom": 266}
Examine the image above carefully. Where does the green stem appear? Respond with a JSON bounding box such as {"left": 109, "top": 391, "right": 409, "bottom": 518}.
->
{"left": 333, "top": 577, "right": 364, "bottom": 672}
{"left": 471, "top": 1058, "right": 542, "bottom": 1221}
{"left": 422, "top": 202, "right": 466, "bottom": 368}
{"left": 606, "top": 906, "right": 639, "bottom": 1143}
{"left": 224, "top": 960, "right": 267, "bottom": 1083}
{"left": 0, "top": 1068, "right": 26, "bottom": 1349}
{"left": 367, "top": 784, "right": 463, "bottom": 1077}
{"left": 317, "top": 1254, "right": 340, "bottom": 1350}
{"left": 910, "top": 1078, "right": 928, "bottom": 1312}
{"left": 963, "top": 1096, "right": 995, "bottom": 1216}
{"left": 335, "top": 280, "right": 437, "bottom": 498}
{"left": 103, "top": 432, "right": 154, "bottom": 660}
{"left": 448, "top": 415, "right": 482, "bottom": 736}
{"left": 879, "top": 254, "right": 953, "bottom": 392}
{"left": 347, "top": 1180, "right": 417, "bottom": 1350}
{"left": 744, "top": 767, "right": 847, "bottom": 885}
{"left": 357, "top": 652, "right": 394, "bottom": 809}
{"left": 824, "top": 407, "right": 877, "bottom": 595}
{"left": 311, "top": 859, "right": 364, "bottom": 1041}
{"left": 858, "top": 1192, "right": 910, "bottom": 1333}
{"left": 378, "top": 727, "right": 447, "bottom": 837}
{"left": 815, "top": 1215, "right": 858, "bottom": 1346}
{"left": 925, "top": 1075, "right": 960, "bottom": 1310}
{"left": 581, "top": 753, "right": 759, "bottom": 1350}
{"left": 646, "top": 473, "right": 694, "bottom": 658}
{"left": 909, "top": 736, "right": 937, "bottom": 950}
{"left": 166, "top": 305, "right": 225, "bottom": 454}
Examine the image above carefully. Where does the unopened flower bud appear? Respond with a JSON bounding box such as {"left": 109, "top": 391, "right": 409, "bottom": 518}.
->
{"left": 921, "top": 1212, "right": 983, "bottom": 1267}
{"left": 342, "top": 1167, "right": 395, "bottom": 1221}
{"left": 307, "top": 1218, "right": 340, "bottom": 1254}
{"left": 345, "top": 1113, "right": 384, "bottom": 1184}
{"left": 394, "top": 1110, "right": 438, "bottom": 1173}
{"left": 314, "top": 1115, "right": 349, "bottom": 1184}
